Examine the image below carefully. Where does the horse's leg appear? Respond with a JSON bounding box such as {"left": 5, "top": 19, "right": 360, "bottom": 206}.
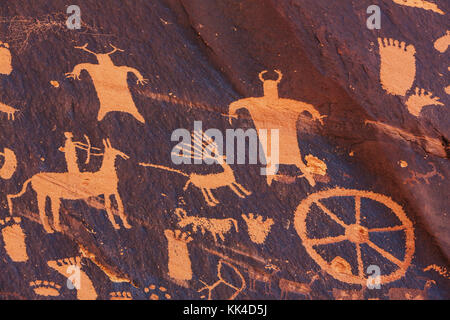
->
{"left": 51, "top": 197, "right": 62, "bottom": 232}
{"left": 113, "top": 193, "right": 131, "bottom": 229}
{"left": 232, "top": 182, "right": 252, "bottom": 196}
{"left": 104, "top": 195, "right": 120, "bottom": 230}
{"left": 37, "top": 194, "right": 53, "bottom": 233}
{"left": 206, "top": 189, "right": 219, "bottom": 205}
{"left": 201, "top": 188, "right": 216, "bottom": 207}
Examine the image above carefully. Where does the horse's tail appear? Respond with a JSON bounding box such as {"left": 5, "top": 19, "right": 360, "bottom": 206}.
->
{"left": 229, "top": 218, "right": 238, "bottom": 232}
{"left": 7, "top": 178, "right": 32, "bottom": 215}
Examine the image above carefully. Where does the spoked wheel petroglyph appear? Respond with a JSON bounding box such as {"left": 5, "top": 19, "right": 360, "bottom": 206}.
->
{"left": 294, "top": 188, "right": 414, "bottom": 285}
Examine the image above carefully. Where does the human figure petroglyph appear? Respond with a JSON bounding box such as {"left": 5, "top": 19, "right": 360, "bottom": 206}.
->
{"left": 391, "top": 0, "right": 445, "bottom": 15}
{"left": 165, "top": 229, "right": 193, "bottom": 286}
{"left": 174, "top": 208, "right": 238, "bottom": 243}
{"left": 7, "top": 138, "right": 131, "bottom": 233}
{"left": 378, "top": 38, "right": 416, "bottom": 97}
{"left": 47, "top": 256, "right": 98, "bottom": 300}
{"left": 0, "top": 147, "right": 17, "bottom": 179}
{"left": 140, "top": 131, "right": 251, "bottom": 206}
{"left": 198, "top": 259, "right": 246, "bottom": 300}
{"left": 228, "top": 70, "right": 324, "bottom": 186}
{"left": 241, "top": 213, "right": 274, "bottom": 244}
{"left": 66, "top": 43, "right": 148, "bottom": 123}
{"left": 0, "top": 41, "right": 19, "bottom": 120}
{"left": 58, "top": 133, "right": 102, "bottom": 173}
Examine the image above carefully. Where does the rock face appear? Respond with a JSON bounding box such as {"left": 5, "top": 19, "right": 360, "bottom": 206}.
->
{"left": 0, "top": 0, "right": 448, "bottom": 300}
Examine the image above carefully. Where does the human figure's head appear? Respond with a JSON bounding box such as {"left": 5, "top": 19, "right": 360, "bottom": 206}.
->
{"left": 74, "top": 43, "right": 123, "bottom": 66}
{"left": 64, "top": 132, "right": 74, "bottom": 139}
{"left": 259, "top": 70, "right": 282, "bottom": 100}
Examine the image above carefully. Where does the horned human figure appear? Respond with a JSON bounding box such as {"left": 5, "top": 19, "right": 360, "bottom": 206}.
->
{"left": 66, "top": 43, "right": 148, "bottom": 123}
{"left": 229, "top": 70, "right": 325, "bottom": 186}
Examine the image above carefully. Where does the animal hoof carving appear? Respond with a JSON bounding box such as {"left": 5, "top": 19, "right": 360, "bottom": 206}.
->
{"left": 30, "top": 280, "right": 61, "bottom": 297}
{"left": 0, "top": 217, "right": 28, "bottom": 262}
{"left": 241, "top": 213, "right": 274, "bottom": 244}
{"left": 164, "top": 229, "right": 193, "bottom": 286}
{"left": 405, "top": 87, "right": 444, "bottom": 117}
{"left": 378, "top": 38, "right": 416, "bottom": 96}
{"left": 109, "top": 291, "right": 132, "bottom": 300}
{"left": 47, "top": 256, "right": 98, "bottom": 300}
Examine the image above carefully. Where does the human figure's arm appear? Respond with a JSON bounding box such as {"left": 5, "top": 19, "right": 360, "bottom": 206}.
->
{"left": 65, "top": 63, "right": 91, "bottom": 80}
{"left": 228, "top": 98, "right": 255, "bottom": 124}
{"left": 285, "top": 100, "right": 326, "bottom": 125}
{"left": 123, "top": 66, "right": 148, "bottom": 85}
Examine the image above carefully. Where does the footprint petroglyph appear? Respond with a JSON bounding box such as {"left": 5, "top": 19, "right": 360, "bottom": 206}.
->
{"left": 378, "top": 38, "right": 416, "bottom": 97}
{"left": 109, "top": 291, "right": 132, "bottom": 300}
{"left": 144, "top": 284, "right": 172, "bottom": 300}
{"left": 47, "top": 256, "right": 98, "bottom": 300}
{"left": 29, "top": 281, "right": 62, "bottom": 297}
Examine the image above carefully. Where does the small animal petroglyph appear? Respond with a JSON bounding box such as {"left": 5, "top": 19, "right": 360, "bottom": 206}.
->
{"left": 228, "top": 70, "right": 325, "bottom": 186}
{"left": 392, "top": 0, "right": 444, "bottom": 15}
{"left": 7, "top": 138, "right": 131, "bottom": 233}
{"left": 378, "top": 38, "right": 416, "bottom": 96}
{"left": 403, "top": 162, "right": 444, "bottom": 185}
{"left": 0, "top": 147, "right": 17, "bottom": 179}
{"left": 279, "top": 274, "right": 319, "bottom": 300}
{"left": 198, "top": 259, "right": 246, "bottom": 300}
{"left": 66, "top": 43, "right": 147, "bottom": 123}
{"left": 144, "top": 284, "right": 172, "bottom": 300}
{"left": 388, "top": 280, "right": 436, "bottom": 300}
{"left": 30, "top": 281, "right": 61, "bottom": 297}
{"left": 164, "top": 229, "right": 193, "bottom": 286}
{"left": 109, "top": 291, "right": 132, "bottom": 300}
{"left": 47, "top": 256, "right": 98, "bottom": 300}
{"left": 140, "top": 131, "right": 251, "bottom": 206}
{"left": 241, "top": 213, "right": 274, "bottom": 244}
{"left": 405, "top": 87, "right": 444, "bottom": 117}
{"left": 247, "top": 264, "right": 280, "bottom": 294}
{"left": 0, "top": 217, "right": 28, "bottom": 262}
{"left": 175, "top": 208, "right": 238, "bottom": 243}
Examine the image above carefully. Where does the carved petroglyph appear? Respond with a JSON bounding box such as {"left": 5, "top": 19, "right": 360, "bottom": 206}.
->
{"left": 424, "top": 265, "right": 450, "bottom": 279}
{"left": 279, "top": 274, "right": 320, "bottom": 300}
{"left": 241, "top": 213, "right": 274, "bottom": 244}
{"left": 58, "top": 133, "right": 102, "bottom": 173}
{"left": 0, "top": 217, "right": 28, "bottom": 262}
{"left": 7, "top": 138, "right": 131, "bottom": 233}
{"left": 247, "top": 264, "right": 280, "bottom": 294}
{"left": 403, "top": 162, "right": 444, "bottom": 185}
{"left": 228, "top": 70, "right": 325, "bottom": 186}
{"left": 198, "top": 259, "right": 246, "bottom": 300}
{"left": 378, "top": 38, "right": 416, "bottom": 96}
{"left": 434, "top": 31, "right": 450, "bottom": 53}
{"left": 47, "top": 256, "right": 98, "bottom": 300}
{"left": 332, "top": 287, "right": 365, "bottom": 300}
{"left": 144, "top": 284, "right": 172, "bottom": 300}
{"left": 0, "top": 41, "right": 18, "bottom": 120}
{"left": 294, "top": 188, "right": 415, "bottom": 285}
{"left": 392, "top": 0, "right": 445, "bottom": 15}
{"left": 109, "top": 291, "right": 132, "bottom": 300}
{"left": 174, "top": 208, "right": 238, "bottom": 243}
{"left": 141, "top": 131, "right": 251, "bottom": 206}
{"left": 405, "top": 87, "right": 444, "bottom": 117}
{"left": 164, "top": 229, "right": 193, "bottom": 286}
{"left": 29, "top": 281, "right": 61, "bottom": 297}
{"left": 388, "top": 280, "right": 436, "bottom": 300}
{"left": 66, "top": 43, "right": 147, "bottom": 123}
{"left": 0, "top": 148, "right": 17, "bottom": 179}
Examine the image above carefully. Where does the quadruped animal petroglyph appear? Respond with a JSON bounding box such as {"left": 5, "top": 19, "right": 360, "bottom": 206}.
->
{"left": 228, "top": 70, "right": 325, "bottom": 186}
{"left": 140, "top": 131, "right": 251, "bottom": 206}
{"left": 7, "top": 137, "right": 131, "bottom": 233}
{"left": 0, "top": 41, "right": 19, "bottom": 120}
{"left": 66, "top": 43, "right": 148, "bottom": 123}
